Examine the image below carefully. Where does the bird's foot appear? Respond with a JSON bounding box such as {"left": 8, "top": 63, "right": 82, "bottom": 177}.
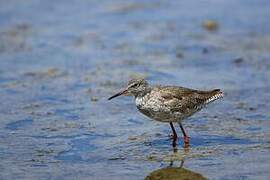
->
{"left": 172, "top": 140, "right": 177, "bottom": 148}
{"left": 183, "top": 143, "right": 190, "bottom": 152}
{"left": 169, "top": 134, "right": 178, "bottom": 148}
{"left": 168, "top": 134, "right": 178, "bottom": 140}
{"left": 183, "top": 136, "right": 190, "bottom": 145}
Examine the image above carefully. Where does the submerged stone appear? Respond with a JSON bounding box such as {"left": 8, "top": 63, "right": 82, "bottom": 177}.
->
{"left": 145, "top": 167, "right": 207, "bottom": 180}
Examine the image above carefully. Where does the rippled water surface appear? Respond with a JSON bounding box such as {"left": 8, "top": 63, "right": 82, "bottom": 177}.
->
{"left": 0, "top": 0, "right": 270, "bottom": 179}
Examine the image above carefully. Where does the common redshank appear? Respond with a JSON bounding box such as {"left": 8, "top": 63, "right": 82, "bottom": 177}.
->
{"left": 108, "top": 78, "right": 223, "bottom": 147}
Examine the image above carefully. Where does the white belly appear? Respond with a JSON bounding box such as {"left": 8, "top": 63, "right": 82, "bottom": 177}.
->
{"left": 135, "top": 95, "right": 185, "bottom": 122}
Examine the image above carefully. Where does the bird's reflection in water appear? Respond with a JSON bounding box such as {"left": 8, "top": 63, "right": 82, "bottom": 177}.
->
{"left": 145, "top": 148, "right": 207, "bottom": 180}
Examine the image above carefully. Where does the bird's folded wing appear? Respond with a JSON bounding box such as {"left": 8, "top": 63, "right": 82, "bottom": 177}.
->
{"left": 158, "top": 86, "right": 221, "bottom": 114}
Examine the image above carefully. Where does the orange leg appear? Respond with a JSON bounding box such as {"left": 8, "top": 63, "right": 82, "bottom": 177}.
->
{"left": 178, "top": 122, "right": 189, "bottom": 147}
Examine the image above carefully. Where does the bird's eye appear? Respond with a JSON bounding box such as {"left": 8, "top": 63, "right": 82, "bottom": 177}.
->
{"left": 130, "top": 83, "right": 139, "bottom": 88}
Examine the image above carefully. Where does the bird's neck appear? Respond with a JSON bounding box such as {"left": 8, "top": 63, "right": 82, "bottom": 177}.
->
{"left": 135, "top": 90, "right": 151, "bottom": 108}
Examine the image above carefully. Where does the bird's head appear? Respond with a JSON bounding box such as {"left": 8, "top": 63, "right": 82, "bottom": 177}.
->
{"left": 108, "top": 78, "right": 150, "bottom": 100}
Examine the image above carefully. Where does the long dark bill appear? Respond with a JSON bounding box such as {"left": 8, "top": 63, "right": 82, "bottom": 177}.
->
{"left": 108, "top": 89, "right": 128, "bottom": 100}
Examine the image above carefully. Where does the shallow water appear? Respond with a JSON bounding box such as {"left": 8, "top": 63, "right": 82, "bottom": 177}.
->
{"left": 0, "top": 0, "right": 270, "bottom": 179}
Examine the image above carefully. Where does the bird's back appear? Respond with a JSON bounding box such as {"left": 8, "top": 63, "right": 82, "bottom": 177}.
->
{"left": 135, "top": 85, "right": 223, "bottom": 122}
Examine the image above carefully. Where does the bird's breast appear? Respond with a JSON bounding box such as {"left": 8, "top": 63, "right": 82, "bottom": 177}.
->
{"left": 135, "top": 94, "right": 172, "bottom": 121}
{"left": 135, "top": 95, "right": 149, "bottom": 108}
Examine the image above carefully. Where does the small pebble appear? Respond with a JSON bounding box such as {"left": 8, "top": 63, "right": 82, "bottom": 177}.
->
{"left": 202, "top": 20, "right": 219, "bottom": 31}
{"left": 202, "top": 47, "right": 209, "bottom": 54}
{"left": 176, "top": 52, "right": 184, "bottom": 58}
{"left": 91, "top": 96, "right": 98, "bottom": 102}
{"left": 233, "top": 57, "right": 244, "bottom": 64}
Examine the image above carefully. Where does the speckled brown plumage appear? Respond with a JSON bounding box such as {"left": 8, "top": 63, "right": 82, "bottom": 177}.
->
{"left": 108, "top": 78, "right": 223, "bottom": 147}
{"left": 135, "top": 85, "right": 222, "bottom": 122}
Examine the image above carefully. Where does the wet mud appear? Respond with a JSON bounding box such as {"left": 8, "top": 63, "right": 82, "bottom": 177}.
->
{"left": 0, "top": 0, "right": 270, "bottom": 179}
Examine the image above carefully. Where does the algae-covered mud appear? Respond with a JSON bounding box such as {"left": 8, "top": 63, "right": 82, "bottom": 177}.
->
{"left": 0, "top": 0, "right": 270, "bottom": 179}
